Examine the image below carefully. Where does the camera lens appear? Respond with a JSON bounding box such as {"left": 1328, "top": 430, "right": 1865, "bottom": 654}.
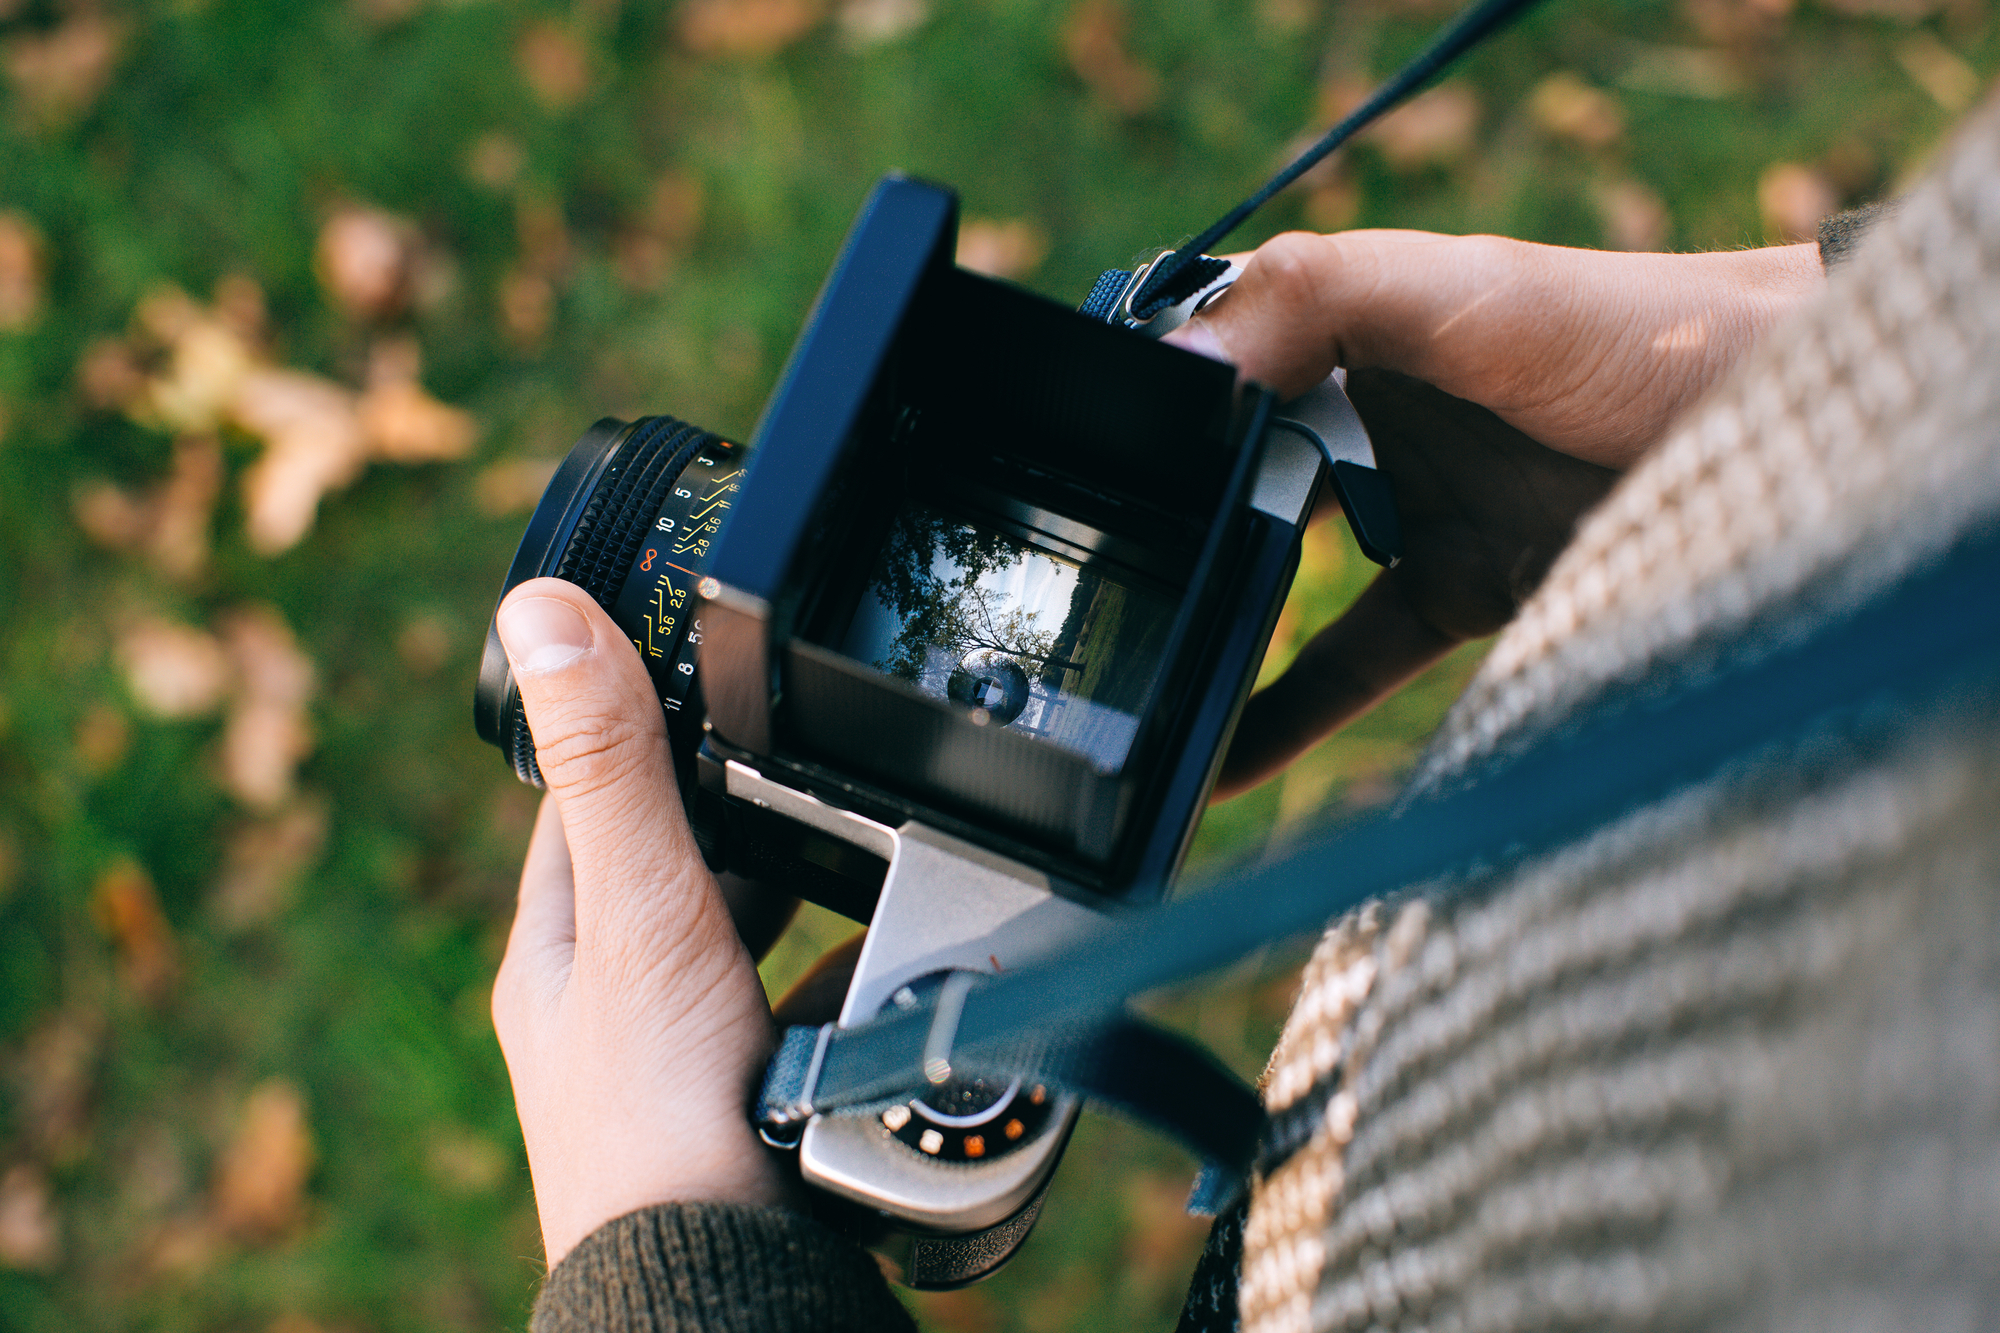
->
{"left": 475, "top": 415, "right": 746, "bottom": 787}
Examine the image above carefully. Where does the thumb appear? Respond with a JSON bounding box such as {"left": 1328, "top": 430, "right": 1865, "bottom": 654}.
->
{"left": 495, "top": 577, "right": 722, "bottom": 948}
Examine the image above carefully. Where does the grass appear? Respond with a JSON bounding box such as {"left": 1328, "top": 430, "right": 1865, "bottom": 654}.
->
{"left": 0, "top": 0, "right": 1994, "bottom": 1328}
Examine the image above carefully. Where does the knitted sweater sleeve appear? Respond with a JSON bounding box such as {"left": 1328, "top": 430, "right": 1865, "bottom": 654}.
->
{"left": 531, "top": 1203, "right": 918, "bottom": 1333}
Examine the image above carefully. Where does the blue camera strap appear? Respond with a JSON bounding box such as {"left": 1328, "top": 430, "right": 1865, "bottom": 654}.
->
{"left": 758, "top": 518, "right": 2000, "bottom": 1201}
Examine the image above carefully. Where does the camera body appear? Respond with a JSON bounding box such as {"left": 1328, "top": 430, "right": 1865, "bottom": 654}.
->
{"left": 477, "top": 175, "right": 1384, "bottom": 1286}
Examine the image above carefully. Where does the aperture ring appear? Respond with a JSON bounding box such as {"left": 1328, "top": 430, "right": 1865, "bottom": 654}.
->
{"left": 610, "top": 441, "right": 747, "bottom": 714}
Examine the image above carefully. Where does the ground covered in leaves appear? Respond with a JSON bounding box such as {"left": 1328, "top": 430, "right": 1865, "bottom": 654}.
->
{"left": 0, "top": 0, "right": 1994, "bottom": 1330}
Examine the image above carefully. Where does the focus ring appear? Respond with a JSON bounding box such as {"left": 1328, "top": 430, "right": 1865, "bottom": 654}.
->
{"left": 555, "top": 416, "right": 720, "bottom": 609}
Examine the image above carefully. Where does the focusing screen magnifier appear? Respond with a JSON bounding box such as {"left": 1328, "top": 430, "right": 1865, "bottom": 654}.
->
{"left": 474, "top": 178, "right": 1400, "bottom": 1287}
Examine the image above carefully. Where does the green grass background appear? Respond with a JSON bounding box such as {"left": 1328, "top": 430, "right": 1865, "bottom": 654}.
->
{"left": 0, "top": 0, "right": 1995, "bottom": 1328}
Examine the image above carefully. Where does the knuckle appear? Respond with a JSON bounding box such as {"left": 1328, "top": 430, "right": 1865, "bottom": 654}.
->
{"left": 529, "top": 700, "right": 661, "bottom": 794}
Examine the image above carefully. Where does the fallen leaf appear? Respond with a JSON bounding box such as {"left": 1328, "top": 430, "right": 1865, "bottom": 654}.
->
{"left": 11, "top": 1009, "right": 99, "bottom": 1163}
{"left": 1757, "top": 161, "right": 1836, "bottom": 243}
{"left": 213, "top": 273, "right": 267, "bottom": 342}
{"left": 0, "top": 211, "right": 43, "bottom": 332}
{"left": 517, "top": 19, "right": 591, "bottom": 109}
{"left": 213, "top": 1079, "right": 314, "bottom": 1240}
{"left": 359, "top": 383, "right": 477, "bottom": 463}
{"left": 75, "top": 437, "right": 222, "bottom": 579}
{"left": 1064, "top": 0, "right": 1159, "bottom": 115}
{"left": 119, "top": 617, "right": 231, "bottom": 719}
{"left": 678, "top": 0, "right": 824, "bottom": 58}
{"left": 1594, "top": 178, "right": 1670, "bottom": 251}
{"left": 219, "top": 606, "right": 316, "bottom": 810}
{"left": 515, "top": 195, "right": 572, "bottom": 278}
{"left": 0, "top": 1166, "right": 59, "bottom": 1270}
{"left": 314, "top": 206, "right": 417, "bottom": 322}
{"left": 92, "top": 859, "right": 179, "bottom": 1001}
{"left": 836, "top": 0, "right": 926, "bottom": 47}
{"left": 1367, "top": 83, "right": 1479, "bottom": 169}
{"left": 151, "top": 436, "right": 223, "bottom": 579}
{"left": 498, "top": 268, "right": 554, "bottom": 348}
{"left": 1528, "top": 72, "right": 1625, "bottom": 149}
{"left": 1680, "top": 0, "right": 1793, "bottom": 46}
{"left": 476, "top": 458, "right": 559, "bottom": 516}
{"left": 1817, "top": 0, "right": 1941, "bottom": 18}
{"left": 74, "top": 702, "right": 130, "bottom": 775}
{"left": 232, "top": 370, "right": 368, "bottom": 554}
{"left": 139, "top": 300, "right": 259, "bottom": 434}
{"left": 426, "top": 1127, "right": 507, "bottom": 1195}
{"left": 1617, "top": 45, "right": 1745, "bottom": 100}
{"left": 1304, "top": 179, "right": 1360, "bottom": 232}
{"left": 465, "top": 132, "right": 526, "bottom": 191}
{"left": 614, "top": 173, "right": 706, "bottom": 292}
{"left": 396, "top": 613, "right": 454, "bottom": 676}
{"left": 955, "top": 218, "right": 1048, "bottom": 280}
{"left": 74, "top": 481, "right": 153, "bottom": 551}
{"left": 2, "top": 10, "right": 125, "bottom": 129}
{"left": 1897, "top": 33, "right": 1978, "bottom": 112}
{"left": 213, "top": 800, "right": 328, "bottom": 931}
{"left": 1121, "top": 1172, "right": 1209, "bottom": 1294}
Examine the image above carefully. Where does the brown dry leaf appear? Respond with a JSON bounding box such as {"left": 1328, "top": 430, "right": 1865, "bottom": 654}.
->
{"left": 314, "top": 206, "right": 417, "bottom": 322}
{"left": 232, "top": 369, "right": 368, "bottom": 554}
{"left": 1121, "top": 1171, "right": 1209, "bottom": 1295}
{"left": 76, "top": 336, "right": 147, "bottom": 408}
{"left": 151, "top": 436, "right": 223, "bottom": 580}
{"left": 3, "top": 10, "right": 125, "bottom": 129}
{"left": 476, "top": 458, "right": 559, "bottom": 516}
{"left": 74, "top": 481, "right": 152, "bottom": 551}
{"left": 0, "top": 1166, "right": 59, "bottom": 1271}
{"left": 465, "top": 132, "right": 526, "bottom": 191}
{"left": 1817, "top": 0, "right": 1941, "bottom": 18}
{"left": 1367, "top": 83, "right": 1479, "bottom": 169}
{"left": 517, "top": 19, "right": 591, "bottom": 109}
{"left": 77, "top": 438, "right": 221, "bottom": 579}
{"left": 954, "top": 219, "right": 1049, "bottom": 280}
{"left": 74, "top": 702, "right": 130, "bottom": 775}
{"left": 836, "top": 0, "right": 926, "bottom": 47}
{"left": 1064, "top": 0, "right": 1159, "bottom": 116}
{"left": 1528, "top": 72, "right": 1625, "bottom": 149}
{"left": 138, "top": 299, "right": 259, "bottom": 434}
{"left": 1304, "top": 179, "right": 1360, "bottom": 232}
{"left": 499, "top": 268, "right": 554, "bottom": 349}
{"left": 92, "top": 859, "right": 179, "bottom": 1001}
{"left": 396, "top": 613, "right": 453, "bottom": 676}
{"left": 219, "top": 606, "right": 316, "bottom": 810}
{"left": 212, "top": 1079, "right": 314, "bottom": 1240}
{"left": 1681, "top": 0, "right": 1792, "bottom": 46}
{"left": 0, "top": 211, "right": 43, "bottom": 332}
{"left": 614, "top": 173, "right": 706, "bottom": 293}
{"left": 1594, "top": 178, "right": 1671, "bottom": 252}
{"left": 516, "top": 195, "right": 572, "bottom": 279}
{"left": 1617, "top": 45, "right": 1744, "bottom": 99}
{"left": 1897, "top": 34, "right": 1978, "bottom": 112}
{"left": 426, "top": 1127, "right": 507, "bottom": 1195}
{"left": 1757, "top": 161, "right": 1836, "bottom": 243}
{"left": 213, "top": 800, "right": 328, "bottom": 931}
{"left": 11, "top": 1009, "right": 99, "bottom": 1163}
{"left": 679, "top": 0, "right": 824, "bottom": 58}
{"left": 359, "top": 380, "right": 477, "bottom": 463}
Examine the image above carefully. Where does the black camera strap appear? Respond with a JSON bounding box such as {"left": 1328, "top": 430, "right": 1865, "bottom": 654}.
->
{"left": 1085, "top": 0, "right": 1548, "bottom": 325}
{"left": 760, "top": 519, "right": 2000, "bottom": 1196}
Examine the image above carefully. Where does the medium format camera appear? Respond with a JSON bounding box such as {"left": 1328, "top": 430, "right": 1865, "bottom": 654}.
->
{"left": 475, "top": 175, "right": 1394, "bottom": 1288}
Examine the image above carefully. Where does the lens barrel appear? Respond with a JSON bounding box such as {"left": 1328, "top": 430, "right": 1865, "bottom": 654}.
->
{"left": 474, "top": 414, "right": 742, "bottom": 788}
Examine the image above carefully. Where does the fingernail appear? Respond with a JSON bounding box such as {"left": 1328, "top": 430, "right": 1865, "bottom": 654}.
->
{"left": 498, "top": 597, "right": 593, "bottom": 673}
{"left": 1164, "top": 318, "right": 1229, "bottom": 364}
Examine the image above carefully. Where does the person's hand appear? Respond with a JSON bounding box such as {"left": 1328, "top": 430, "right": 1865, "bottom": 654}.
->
{"left": 489, "top": 577, "right": 787, "bottom": 1268}
{"left": 1170, "top": 231, "right": 1825, "bottom": 796}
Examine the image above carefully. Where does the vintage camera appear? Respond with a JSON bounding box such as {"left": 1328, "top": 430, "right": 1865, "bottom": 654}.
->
{"left": 474, "top": 175, "right": 1393, "bottom": 1287}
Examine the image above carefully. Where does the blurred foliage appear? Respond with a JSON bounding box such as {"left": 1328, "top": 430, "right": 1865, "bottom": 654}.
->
{"left": 0, "top": 0, "right": 1995, "bottom": 1329}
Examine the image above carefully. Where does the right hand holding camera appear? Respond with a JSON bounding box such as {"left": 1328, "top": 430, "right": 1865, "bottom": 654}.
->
{"left": 1171, "top": 229, "right": 1826, "bottom": 795}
